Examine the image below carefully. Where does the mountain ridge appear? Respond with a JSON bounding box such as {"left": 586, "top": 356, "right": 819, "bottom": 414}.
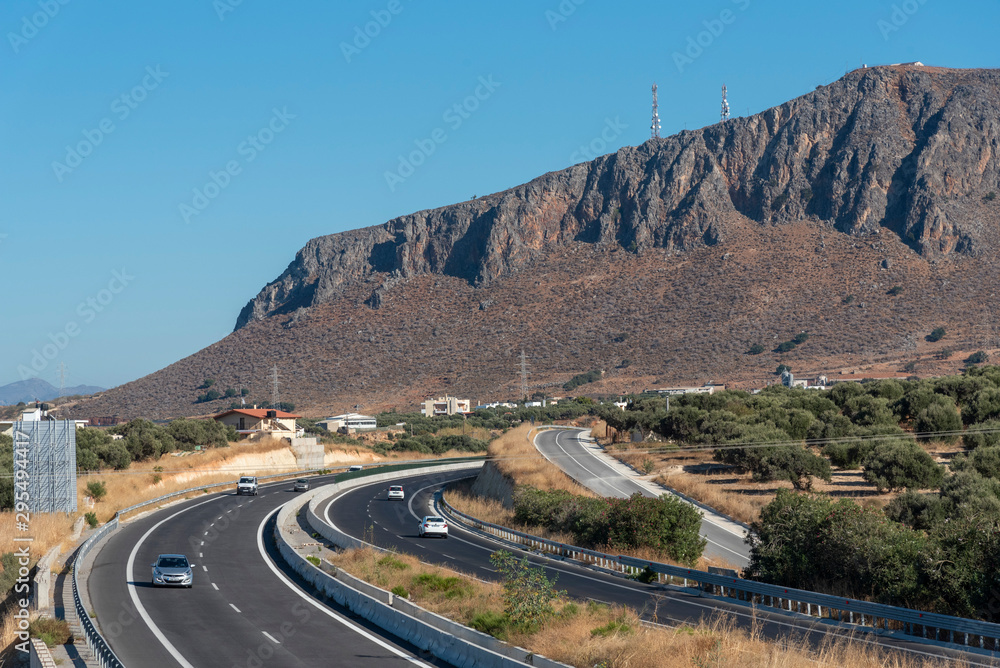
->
{"left": 69, "top": 64, "right": 1000, "bottom": 420}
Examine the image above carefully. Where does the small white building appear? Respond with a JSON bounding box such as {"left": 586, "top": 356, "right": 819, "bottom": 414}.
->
{"left": 316, "top": 413, "right": 377, "bottom": 433}
{"left": 214, "top": 408, "right": 300, "bottom": 439}
{"left": 421, "top": 396, "right": 471, "bottom": 416}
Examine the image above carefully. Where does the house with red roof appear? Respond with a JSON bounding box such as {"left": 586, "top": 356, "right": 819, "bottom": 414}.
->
{"left": 213, "top": 408, "right": 301, "bottom": 439}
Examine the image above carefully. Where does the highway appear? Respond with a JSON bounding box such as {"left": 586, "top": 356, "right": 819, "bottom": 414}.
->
{"left": 320, "top": 468, "right": 999, "bottom": 667}
{"left": 533, "top": 428, "right": 750, "bottom": 567}
{"left": 86, "top": 475, "right": 447, "bottom": 668}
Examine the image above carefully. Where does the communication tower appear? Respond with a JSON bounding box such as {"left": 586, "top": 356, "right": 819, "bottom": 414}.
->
{"left": 721, "top": 84, "right": 730, "bottom": 122}
{"left": 651, "top": 84, "right": 661, "bottom": 139}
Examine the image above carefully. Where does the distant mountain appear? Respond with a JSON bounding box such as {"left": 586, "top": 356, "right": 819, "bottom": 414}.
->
{"left": 71, "top": 65, "right": 1000, "bottom": 419}
{"left": 0, "top": 378, "right": 105, "bottom": 406}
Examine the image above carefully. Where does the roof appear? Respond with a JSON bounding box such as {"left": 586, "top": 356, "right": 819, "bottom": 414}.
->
{"left": 321, "top": 413, "right": 375, "bottom": 422}
{"left": 213, "top": 408, "right": 301, "bottom": 420}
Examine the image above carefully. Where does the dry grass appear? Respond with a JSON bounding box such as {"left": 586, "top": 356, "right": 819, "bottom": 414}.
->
{"left": 655, "top": 472, "right": 769, "bottom": 527}
{"left": 330, "top": 547, "right": 964, "bottom": 668}
{"left": 488, "top": 424, "right": 595, "bottom": 497}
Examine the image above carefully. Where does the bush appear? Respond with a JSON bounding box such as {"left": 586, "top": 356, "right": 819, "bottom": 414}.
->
{"left": 85, "top": 512, "right": 98, "bottom": 528}
{"left": 490, "top": 550, "right": 563, "bottom": 628}
{"left": 862, "top": 441, "right": 943, "bottom": 492}
{"left": 951, "top": 447, "right": 1000, "bottom": 479}
{"left": 775, "top": 364, "right": 791, "bottom": 376}
{"left": 913, "top": 401, "right": 961, "bottom": 443}
{"left": 775, "top": 341, "right": 797, "bottom": 353}
{"left": 390, "top": 585, "right": 409, "bottom": 599}
{"left": 967, "top": 351, "right": 990, "bottom": 365}
{"left": 601, "top": 493, "right": 705, "bottom": 565}
{"left": 199, "top": 379, "right": 215, "bottom": 389}
{"left": 86, "top": 481, "right": 107, "bottom": 501}
{"left": 822, "top": 439, "right": 874, "bottom": 470}
{"left": 887, "top": 286, "right": 904, "bottom": 296}
{"left": 792, "top": 332, "right": 810, "bottom": 344}
{"left": 563, "top": 369, "right": 602, "bottom": 391}
{"left": 166, "top": 418, "right": 233, "bottom": 449}
{"left": 927, "top": 327, "right": 947, "bottom": 342}
{"left": 747, "top": 344, "right": 765, "bottom": 355}
{"left": 29, "top": 617, "right": 72, "bottom": 647}
{"left": 963, "top": 419, "right": 1000, "bottom": 449}
{"left": 469, "top": 610, "right": 510, "bottom": 639}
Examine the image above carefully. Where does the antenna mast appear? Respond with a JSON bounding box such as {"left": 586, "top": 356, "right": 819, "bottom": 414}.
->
{"left": 650, "top": 84, "right": 661, "bottom": 139}
{"left": 721, "top": 84, "right": 730, "bottom": 122}
{"left": 58, "top": 362, "right": 66, "bottom": 397}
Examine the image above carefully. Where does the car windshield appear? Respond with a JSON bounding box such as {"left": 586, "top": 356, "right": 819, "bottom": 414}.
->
{"left": 239, "top": 477, "right": 254, "bottom": 484}
{"left": 390, "top": 486, "right": 402, "bottom": 491}
{"left": 425, "top": 517, "right": 444, "bottom": 523}
{"left": 157, "top": 557, "right": 188, "bottom": 568}
{"left": 297, "top": 480, "right": 307, "bottom": 484}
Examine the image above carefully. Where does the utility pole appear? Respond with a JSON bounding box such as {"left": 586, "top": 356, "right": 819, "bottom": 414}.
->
{"left": 650, "top": 83, "right": 661, "bottom": 139}
{"left": 58, "top": 362, "right": 66, "bottom": 397}
{"left": 270, "top": 365, "right": 280, "bottom": 408}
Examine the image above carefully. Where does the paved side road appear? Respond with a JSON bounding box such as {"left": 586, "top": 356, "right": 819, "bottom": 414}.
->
{"left": 533, "top": 428, "right": 749, "bottom": 567}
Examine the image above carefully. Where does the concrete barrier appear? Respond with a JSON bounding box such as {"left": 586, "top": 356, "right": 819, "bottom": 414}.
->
{"left": 277, "top": 462, "right": 571, "bottom": 668}
{"left": 32, "top": 545, "right": 60, "bottom": 611}
{"left": 29, "top": 637, "right": 57, "bottom": 668}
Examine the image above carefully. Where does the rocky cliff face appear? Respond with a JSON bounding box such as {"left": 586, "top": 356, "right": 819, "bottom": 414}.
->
{"left": 236, "top": 66, "right": 1000, "bottom": 330}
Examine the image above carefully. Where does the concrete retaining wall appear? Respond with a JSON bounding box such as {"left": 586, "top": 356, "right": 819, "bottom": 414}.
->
{"left": 29, "top": 638, "right": 57, "bottom": 668}
{"left": 278, "top": 463, "right": 569, "bottom": 668}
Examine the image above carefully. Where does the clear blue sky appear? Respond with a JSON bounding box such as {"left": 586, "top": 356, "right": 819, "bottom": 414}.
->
{"left": 1, "top": 0, "right": 997, "bottom": 391}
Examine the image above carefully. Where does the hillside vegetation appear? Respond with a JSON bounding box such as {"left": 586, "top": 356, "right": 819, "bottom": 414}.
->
{"left": 600, "top": 365, "right": 1000, "bottom": 620}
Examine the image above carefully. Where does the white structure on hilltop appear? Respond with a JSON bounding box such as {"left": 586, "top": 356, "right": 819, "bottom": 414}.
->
{"left": 651, "top": 83, "right": 661, "bottom": 139}
{"left": 422, "top": 396, "right": 471, "bottom": 416}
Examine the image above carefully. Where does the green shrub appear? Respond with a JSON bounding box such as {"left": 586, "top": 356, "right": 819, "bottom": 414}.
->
{"left": 469, "top": 610, "right": 510, "bottom": 639}
{"left": 963, "top": 420, "right": 1000, "bottom": 449}
{"left": 590, "top": 617, "right": 633, "bottom": 637}
{"left": 390, "top": 585, "right": 409, "bottom": 598}
{"left": 747, "top": 344, "right": 765, "bottom": 355}
{"left": 862, "top": 441, "right": 943, "bottom": 492}
{"left": 563, "top": 369, "right": 603, "bottom": 391}
{"left": 887, "top": 286, "right": 904, "bottom": 296}
{"left": 85, "top": 512, "right": 98, "bottom": 528}
{"left": 775, "top": 341, "right": 797, "bottom": 353}
{"left": 967, "top": 351, "right": 990, "bottom": 365}
{"left": 378, "top": 554, "right": 409, "bottom": 571}
{"left": 602, "top": 493, "right": 705, "bottom": 565}
{"left": 29, "top": 617, "right": 72, "bottom": 647}
{"left": 490, "top": 550, "right": 563, "bottom": 628}
{"left": 914, "top": 401, "right": 961, "bottom": 443}
{"left": 927, "top": 327, "right": 947, "bottom": 342}
{"left": 86, "top": 481, "right": 107, "bottom": 502}
{"left": 951, "top": 446, "right": 1000, "bottom": 479}
{"left": 306, "top": 555, "right": 320, "bottom": 567}
{"left": 411, "top": 573, "right": 470, "bottom": 599}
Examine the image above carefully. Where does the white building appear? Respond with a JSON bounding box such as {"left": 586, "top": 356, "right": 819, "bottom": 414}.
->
{"left": 421, "top": 396, "right": 471, "bottom": 416}
{"left": 316, "top": 413, "right": 377, "bottom": 432}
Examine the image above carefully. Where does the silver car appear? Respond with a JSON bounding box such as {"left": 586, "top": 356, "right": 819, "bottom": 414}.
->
{"left": 418, "top": 516, "right": 448, "bottom": 538}
{"left": 293, "top": 479, "right": 310, "bottom": 492}
{"left": 151, "top": 554, "right": 194, "bottom": 588}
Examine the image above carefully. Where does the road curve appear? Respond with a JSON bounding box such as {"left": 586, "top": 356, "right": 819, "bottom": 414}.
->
{"left": 87, "top": 475, "right": 446, "bottom": 668}
{"left": 533, "top": 428, "right": 749, "bottom": 567}
{"left": 320, "top": 469, "right": 998, "bottom": 668}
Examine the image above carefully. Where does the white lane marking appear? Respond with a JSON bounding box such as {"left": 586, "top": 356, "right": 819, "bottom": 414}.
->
{"left": 212, "top": 583, "right": 219, "bottom": 591}
{"left": 230, "top": 603, "right": 241, "bottom": 613}
{"left": 199, "top": 553, "right": 203, "bottom": 558}
{"left": 127, "top": 497, "right": 221, "bottom": 668}
{"left": 256, "top": 506, "right": 434, "bottom": 667}
{"left": 442, "top": 554, "right": 455, "bottom": 559}
{"left": 202, "top": 565, "right": 208, "bottom": 572}
{"left": 262, "top": 631, "right": 280, "bottom": 644}
{"left": 480, "top": 567, "right": 496, "bottom": 572}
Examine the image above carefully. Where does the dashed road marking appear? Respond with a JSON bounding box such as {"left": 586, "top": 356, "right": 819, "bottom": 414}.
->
{"left": 202, "top": 565, "right": 208, "bottom": 572}
{"left": 262, "top": 631, "right": 280, "bottom": 644}
{"left": 230, "top": 603, "right": 241, "bottom": 613}
{"left": 211, "top": 583, "right": 219, "bottom": 590}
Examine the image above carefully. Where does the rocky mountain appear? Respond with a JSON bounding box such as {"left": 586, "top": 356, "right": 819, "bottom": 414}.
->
{"left": 73, "top": 65, "right": 1000, "bottom": 419}
{"left": 0, "top": 378, "right": 105, "bottom": 406}
{"left": 236, "top": 65, "right": 1000, "bottom": 329}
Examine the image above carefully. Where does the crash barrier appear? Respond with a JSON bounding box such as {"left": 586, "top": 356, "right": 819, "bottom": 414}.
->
{"left": 289, "top": 461, "right": 569, "bottom": 668}
{"left": 72, "top": 466, "right": 328, "bottom": 668}
{"left": 439, "top": 494, "right": 1000, "bottom": 652}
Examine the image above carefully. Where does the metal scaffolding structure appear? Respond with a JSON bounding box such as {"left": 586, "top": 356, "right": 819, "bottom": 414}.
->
{"left": 15, "top": 420, "right": 77, "bottom": 513}
{"left": 651, "top": 83, "right": 661, "bottom": 139}
{"left": 721, "top": 84, "right": 730, "bottom": 122}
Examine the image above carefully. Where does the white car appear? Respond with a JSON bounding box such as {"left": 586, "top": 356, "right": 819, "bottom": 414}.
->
{"left": 418, "top": 516, "right": 448, "bottom": 538}
{"left": 387, "top": 485, "right": 404, "bottom": 500}
{"left": 348, "top": 465, "right": 363, "bottom": 472}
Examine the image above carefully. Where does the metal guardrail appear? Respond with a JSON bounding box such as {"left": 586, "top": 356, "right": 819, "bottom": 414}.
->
{"left": 71, "top": 466, "right": 326, "bottom": 668}
{"left": 439, "top": 495, "right": 1000, "bottom": 652}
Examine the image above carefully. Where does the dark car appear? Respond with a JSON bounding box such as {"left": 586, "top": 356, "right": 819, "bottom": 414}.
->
{"left": 151, "top": 554, "right": 194, "bottom": 588}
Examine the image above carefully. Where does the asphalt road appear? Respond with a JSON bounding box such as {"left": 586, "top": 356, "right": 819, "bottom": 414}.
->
{"left": 322, "top": 469, "right": 999, "bottom": 667}
{"left": 87, "top": 475, "right": 447, "bottom": 668}
{"left": 533, "top": 428, "right": 750, "bottom": 567}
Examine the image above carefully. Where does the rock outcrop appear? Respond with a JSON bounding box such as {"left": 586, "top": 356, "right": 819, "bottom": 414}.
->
{"left": 236, "top": 66, "right": 1000, "bottom": 330}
